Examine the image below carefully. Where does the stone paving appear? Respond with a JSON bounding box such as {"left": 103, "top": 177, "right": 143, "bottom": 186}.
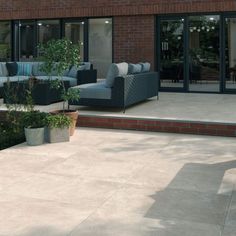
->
{"left": 0, "top": 128, "right": 235, "bottom": 236}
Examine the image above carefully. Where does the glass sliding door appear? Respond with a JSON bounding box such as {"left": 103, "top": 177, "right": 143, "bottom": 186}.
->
{"left": 37, "top": 20, "right": 60, "bottom": 44}
{"left": 0, "top": 21, "right": 11, "bottom": 61}
{"left": 19, "top": 20, "right": 36, "bottom": 61}
{"left": 224, "top": 17, "right": 236, "bottom": 90}
{"left": 159, "top": 18, "right": 185, "bottom": 90}
{"left": 89, "top": 18, "right": 112, "bottom": 78}
{"left": 189, "top": 15, "right": 220, "bottom": 92}
{"left": 64, "top": 21, "right": 85, "bottom": 61}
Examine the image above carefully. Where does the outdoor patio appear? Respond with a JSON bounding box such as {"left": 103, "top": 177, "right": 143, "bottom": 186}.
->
{"left": 0, "top": 127, "right": 235, "bottom": 235}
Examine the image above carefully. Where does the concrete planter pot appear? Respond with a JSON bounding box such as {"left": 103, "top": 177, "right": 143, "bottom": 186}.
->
{"left": 51, "top": 110, "right": 79, "bottom": 136}
{"left": 46, "top": 127, "right": 70, "bottom": 143}
{"left": 24, "top": 127, "right": 45, "bottom": 146}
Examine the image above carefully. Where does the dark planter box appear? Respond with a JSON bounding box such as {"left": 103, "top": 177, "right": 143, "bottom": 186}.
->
{"left": 3, "top": 80, "right": 70, "bottom": 105}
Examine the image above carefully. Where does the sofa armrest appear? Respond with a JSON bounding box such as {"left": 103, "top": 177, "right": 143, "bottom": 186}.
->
{"left": 77, "top": 69, "right": 97, "bottom": 85}
{"left": 111, "top": 72, "right": 159, "bottom": 108}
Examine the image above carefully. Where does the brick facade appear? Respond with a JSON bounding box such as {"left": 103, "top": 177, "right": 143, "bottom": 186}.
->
{"left": 0, "top": 0, "right": 235, "bottom": 19}
{"left": 113, "top": 15, "right": 155, "bottom": 66}
{"left": 0, "top": 0, "right": 235, "bottom": 71}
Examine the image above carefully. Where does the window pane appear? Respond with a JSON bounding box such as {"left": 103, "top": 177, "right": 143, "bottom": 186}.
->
{"left": 189, "top": 15, "right": 220, "bottom": 92}
{"left": 89, "top": 18, "right": 112, "bottom": 78}
{"left": 65, "top": 21, "right": 84, "bottom": 61}
{"left": 0, "top": 21, "right": 11, "bottom": 61}
{"left": 225, "top": 17, "right": 236, "bottom": 89}
{"left": 160, "top": 19, "right": 184, "bottom": 89}
{"left": 19, "top": 20, "right": 35, "bottom": 61}
{"left": 38, "top": 20, "right": 60, "bottom": 44}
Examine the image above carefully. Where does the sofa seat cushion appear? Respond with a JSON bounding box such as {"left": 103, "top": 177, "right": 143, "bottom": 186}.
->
{"left": 0, "top": 76, "right": 29, "bottom": 87}
{"left": 35, "top": 76, "right": 77, "bottom": 87}
{"left": 71, "top": 81, "right": 111, "bottom": 99}
{"left": 105, "top": 62, "right": 128, "bottom": 88}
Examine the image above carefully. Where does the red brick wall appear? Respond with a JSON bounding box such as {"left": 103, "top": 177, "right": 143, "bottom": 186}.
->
{"left": 113, "top": 15, "right": 155, "bottom": 66}
{"left": 0, "top": 0, "right": 235, "bottom": 20}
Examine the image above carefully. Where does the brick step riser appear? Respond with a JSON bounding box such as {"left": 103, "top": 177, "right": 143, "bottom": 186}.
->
{"left": 77, "top": 116, "right": 236, "bottom": 137}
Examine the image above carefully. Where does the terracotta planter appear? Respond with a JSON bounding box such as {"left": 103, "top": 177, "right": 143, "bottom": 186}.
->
{"left": 51, "top": 110, "right": 79, "bottom": 136}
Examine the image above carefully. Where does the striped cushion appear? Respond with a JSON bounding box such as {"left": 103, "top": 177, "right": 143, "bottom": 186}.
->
{"left": 17, "top": 62, "right": 33, "bottom": 76}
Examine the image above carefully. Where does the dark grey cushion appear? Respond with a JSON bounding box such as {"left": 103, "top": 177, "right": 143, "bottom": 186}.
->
{"left": 68, "top": 65, "right": 86, "bottom": 78}
{"left": 128, "top": 63, "right": 142, "bottom": 74}
{"left": 139, "top": 62, "right": 151, "bottom": 72}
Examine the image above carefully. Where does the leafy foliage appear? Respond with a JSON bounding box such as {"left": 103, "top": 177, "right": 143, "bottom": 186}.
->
{"left": 38, "top": 38, "right": 81, "bottom": 111}
{"left": 45, "top": 114, "right": 72, "bottom": 129}
{"left": 22, "top": 111, "right": 47, "bottom": 128}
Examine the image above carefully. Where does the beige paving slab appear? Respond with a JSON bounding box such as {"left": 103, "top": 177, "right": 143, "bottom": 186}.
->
{"left": 224, "top": 190, "right": 236, "bottom": 227}
{"left": 0, "top": 152, "right": 64, "bottom": 174}
{"left": 222, "top": 225, "right": 236, "bottom": 236}
{"left": 69, "top": 212, "right": 221, "bottom": 236}
{"left": 0, "top": 194, "right": 91, "bottom": 236}
{"left": 0, "top": 128, "right": 235, "bottom": 236}
{"left": 3, "top": 173, "right": 122, "bottom": 209}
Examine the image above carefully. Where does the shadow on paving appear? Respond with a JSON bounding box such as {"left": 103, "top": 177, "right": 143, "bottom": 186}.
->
{"left": 145, "top": 160, "right": 236, "bottom": 235}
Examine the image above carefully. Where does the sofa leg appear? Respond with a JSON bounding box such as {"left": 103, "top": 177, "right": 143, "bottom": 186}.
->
{"left": 157, "top": 95, "right": 159, "bottom": 100}
{"left": 123, "top": 106, "right": 126, "bottom": 113}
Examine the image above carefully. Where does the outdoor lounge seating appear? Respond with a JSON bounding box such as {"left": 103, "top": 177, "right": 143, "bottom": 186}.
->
{"left": 69, "top": 62, "right": 159, "bottom": 112}
{"left": 0, "top": 61, "right": 97, "bottom": 104}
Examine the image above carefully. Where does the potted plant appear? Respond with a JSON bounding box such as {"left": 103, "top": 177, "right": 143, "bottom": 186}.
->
{"left": 22, "top": 111, "right": 47, "bottom": 146}
{"left": 45, "top": 114, "right": 72, "bottom": 143}
{"left": 38, "top": 38, "right": 81, "bottom": 136}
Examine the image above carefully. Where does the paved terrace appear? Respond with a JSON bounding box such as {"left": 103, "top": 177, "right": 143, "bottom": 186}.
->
{"left": 0, "top": 128, "right": 235, "bottom": 235}
{"left": 22, "top": 92, "right": 236, "bottom": 137}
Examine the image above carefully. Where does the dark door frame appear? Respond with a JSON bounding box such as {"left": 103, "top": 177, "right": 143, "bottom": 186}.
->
{"left": 157, "top": 13, "right": 235, "bottom": 94}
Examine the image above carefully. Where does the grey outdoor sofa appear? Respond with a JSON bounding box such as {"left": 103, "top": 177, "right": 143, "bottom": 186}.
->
{"left": 0, "top": 61, "right": 97, "bottom": 104}
{"left": 69, "top": 62, "right": 159, "bottom": 112}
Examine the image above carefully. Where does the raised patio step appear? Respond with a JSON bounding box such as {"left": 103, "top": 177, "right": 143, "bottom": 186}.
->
{"left": 77, "top": 115, "right": 236, "bottom": 137}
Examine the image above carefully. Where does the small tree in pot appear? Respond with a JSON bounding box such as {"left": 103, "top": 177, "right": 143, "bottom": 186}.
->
{"left": 45, "top": 114, "right": 72, "bottom": 143}
{"left": 38, "top": 38, "right": 81, "bottom": 135}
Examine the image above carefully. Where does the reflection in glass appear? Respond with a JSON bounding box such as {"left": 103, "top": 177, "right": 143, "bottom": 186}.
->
{"left": 225, "top": 18, "right": 236, "bottom": 89}
{"left": 19, "top": 20, "right": 35, "bottom": 61}
{"left": 38, "top": 20, "right": 60, "bottom": 44}
{"left": 89, "top": 18, "right": 112, "bottom": 78}
{"left": 189, "top": 15, "right": 220, "bottom": 92}
{"left": 0, "top": 21, "right": 11, "bottom": 61}
{"left": 160, "top": 19, "right": 184, "bottom": 88}
{"left": 65, "top": 22, "right": 84, "bottom": 61}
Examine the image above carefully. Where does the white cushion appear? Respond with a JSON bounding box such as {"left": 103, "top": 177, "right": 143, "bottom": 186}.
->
{"left": 105, "top": 62, "right": 128, "bottom": 88}
{"left": 0, "top": 63, "right": 8, "bottom": 76}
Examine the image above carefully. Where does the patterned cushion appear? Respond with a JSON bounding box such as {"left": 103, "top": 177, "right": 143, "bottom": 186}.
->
{"left": 17, "top": 62, "right": 33, "bottom": 76}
